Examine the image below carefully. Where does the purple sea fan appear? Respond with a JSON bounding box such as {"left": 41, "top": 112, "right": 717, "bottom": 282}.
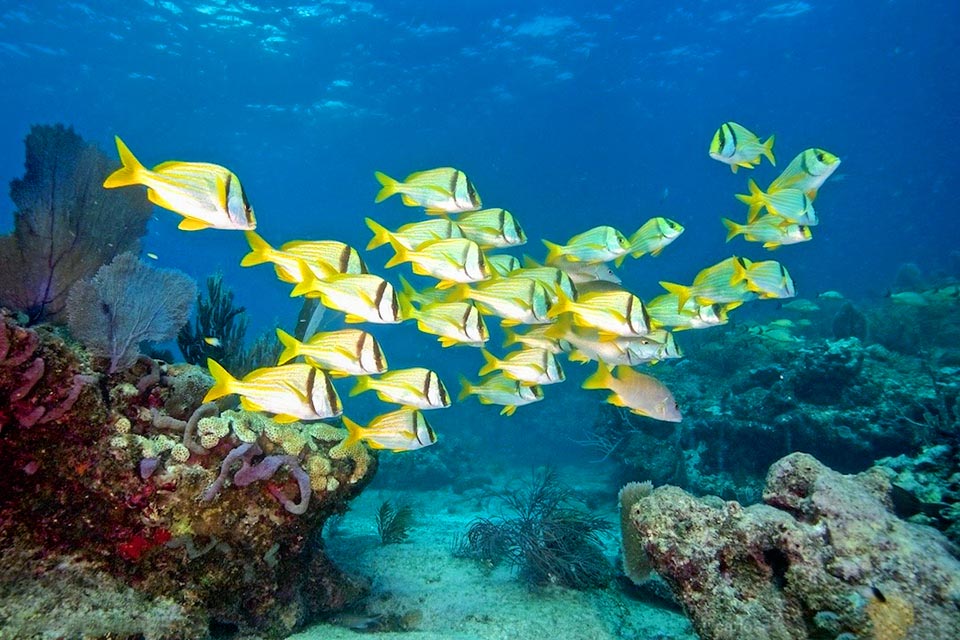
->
{"left": 67, "top": 253, "right": 197, "bottom": 373}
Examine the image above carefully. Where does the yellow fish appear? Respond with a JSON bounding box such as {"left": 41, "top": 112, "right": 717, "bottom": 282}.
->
{"left": 722, "top": 215, "right": 813, "bottom": 249}
{"left": 659, "top": 256, "right": 755, "bottom": 310}
{"left": 281, "top": 239, "right": 368, "bottom": 275}
{"left": 646, "top": 293, "right": 729, "bottom": 331}
{"left": 768, "top": 148, "right": 841, "bottom": 199}
{"left": 203, "top": 359, "right": 341, "bottom": 423}
{"left": 103, "top": 136, "right": 256, "bottom": 231}
{"left": 547, "top": 288, "right": 651, "bottom": 340}
{"left": 735, "top": 179, "right": 818, "bottom": 225}
{"left": 275, "top": 328, "right": 387, "bottom": 377}
{"left": 507, "top": 266, "right": 577, "bottom": 305}
{"left": 547, "top": 317, "right": 677, "bottom": 366}
{"left": 366, "top": 217, "right": 463, "bottom": 251}
{"left": 450, "top": 279, "right": 553, "bottom": 326}
{"left": 582, "top": 364, "right": 682, "bottom": 422}
{"left": 384, "top": 236, "right": 490, "bottom": 289}
{"left": 502, "top": 324, "right": 569, "bottom": 354}
{"left": 478, "top": 348, "right": 565, "bottom": 386}
{"left": 397, "top": 275, "right": 453, "bottom": 307}
{"left": 455, "top": 208, "right": 527, "bottom": 248}
{"left": 487, "top": 254, "right": 523, "bottom": 276}
{"left": 543, "top": 225, "right": 631, "bottom": 265}
{"left": 374, "top": 168, "right": 481, "bottom": 214}
{"left": 627, "top": 217, "right": 685, "bottom": 258}
{"left": 350, "top": 367, "right": 451, "bottom": 410}
{"left": 745, "top": 260, "right": 796, "bottom": 299}
{"left": 290, "top": 263, "right": 401, "bottom": 324}
{"left": 708, "top": 122, "right": 775, "bottom": 173}
{"left": 458, "top": 373, "right": 544, "bottom": 416}
{"left": 241, "top": 231, "right": 329, "bottom": 283}
{"left": 341, "top": 410, "right": 437, "bottom": 452}
{"left": 398, "top": 295, "right": 488, "bottom": 348}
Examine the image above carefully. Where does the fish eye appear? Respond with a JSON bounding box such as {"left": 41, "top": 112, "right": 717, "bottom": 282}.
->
{"left": 816, "top": 152, "right": 825, "bottom": 162}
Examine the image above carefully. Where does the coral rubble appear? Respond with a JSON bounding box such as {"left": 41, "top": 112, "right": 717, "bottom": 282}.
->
{"left": 627, "top": 453, "right": 960, "bottom": 640}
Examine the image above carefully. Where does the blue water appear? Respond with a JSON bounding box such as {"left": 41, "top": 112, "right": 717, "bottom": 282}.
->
{"left": 1, "top": 1, "right": 958, "bottom": 455}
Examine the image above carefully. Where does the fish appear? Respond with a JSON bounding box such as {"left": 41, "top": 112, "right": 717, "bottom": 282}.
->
{"left": 506, "top": 266, "right": 577, "bottom": 305}
{"left": 450, "top": 278, "right": 553, "bottom": 326}
{"left": 659, "top": 256, "right": 756, "bottom": 310}
{"left": 478, "top": 348, "right": 565, "bottom": 386}
{"left": 146, "top": 252, "right": 159, "bottom": 260}
{"left": 543, "top": 226, "right": 631, "bottom": 265}
{"left": 745, "top": 260, "right": 796, "bottom": 299}
{"left": 554, "top": 260, "right": 622, "bottom": 285}
{"left": 383, "top": 237, "right": 490, "bottom": 289}
{"left": 888, "top": 291, "right": 929, "bottom": 307}
{"left": 275, "top": 328, "right": 387, "bottom": 377}
{"left": 103, "top": 136, "right": 256, "bottom": 231}
{"left": 487, "top": 254, "right": 523, "bottom": 276}
{"left": 502, "top": 324, "right": 569, "bottom": 354}
{"left": 340, "top": 410, "right": 437, "bottom": 452}
{"left": 767, "top": 148, "right": 841, "bottom": 199}
{"left": 817, "top": 290, "right": 845, "bottom": 300}
{"left": 203, "top": 336, "right": 222, "bottom": 347}
{"left": 398, "top": 296, "right": 488, "bottom": 348}
{"left": 582, "top": 364, "right": 682, "bottom": 422}
{"left": 722, "top": 215, "right": 813, "bottom": 249}
{"left": 782, "top": 299, "right": 821, "bottom": 313}
{"left": 203, "top": 359, "right": 341, "bottom": 423}
{"left": 547, "top": 288, "right": 651, "bottom": 340}
{"left": 366, "top": 217, "right": 464, "bottom": 251}
{"left": 281, "top": 239, "right": 368, "bottom": 275}
{"left": 350, "top": 367, "right": 451, "bottom": 410}
{"left": 455, "top": 208, "right": 527, "bottom": 248}
{"left": 457, "top": 373, "right": 544, "bottom": 416}
{"left": 241, "top": 231, "right": 331, "bottom": 283}
{"left": 290, "top": 262, "right": 401, "bottom": 324}
{"left": 646, "top": 293, "right": 729, "bottom": 331}
{"left": 735, "top": 179, "right": 818, "bottom": 225}
{"left": 627, "top": 217, "right": 685, "bottom": 258}
{"left": 397, "top": 276, "right": 452, "bottom": 307}
{"left": 549, "top": 318, "right": 679, "bottom": 366}
{"left": 374, "top": 168, "right": 481, "bottom": 214}
{"left": 708, "top": 122, "right": 775, "bottom": 173}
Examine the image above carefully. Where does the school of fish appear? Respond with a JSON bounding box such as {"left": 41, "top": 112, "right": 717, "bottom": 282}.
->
{"left": 101, "top": 126, "right": 840, "bottom": 454}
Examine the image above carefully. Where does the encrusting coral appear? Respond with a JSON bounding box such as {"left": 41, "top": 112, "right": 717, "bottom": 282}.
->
{"left": 0, "top": 313, "right": 378, "bottom": 639}
{"left": 625, "top": 453, "right": 960, "bottom": 640}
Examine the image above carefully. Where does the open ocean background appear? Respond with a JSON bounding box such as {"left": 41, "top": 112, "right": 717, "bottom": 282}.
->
{"left": 1, "top": 0, "right": 959, "bottom": 465}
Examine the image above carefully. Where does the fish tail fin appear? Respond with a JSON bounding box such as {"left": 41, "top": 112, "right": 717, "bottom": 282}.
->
{"left": 103, "top": 136, "right": 147, "bottom": 188}
{"left": 722, "top": 218, "right": 744, "bottom": 242}
{"left": 374, "top": 171, "right": 401, "bottom": 203}
{"left": 762, "top": 135, "right": 776, "bottom": 166}
{"left": 582, "top": 363, "right": 613, "bottom": 391}
{"left": 383, "top": 238, "right": 410, "bottom": 269}
{"left": 477, "top": 349, "right": 500, "bottom": 376}
{"left": 659, "top": 281, "right": 691, "bottom": 311}
{"left": 734, "top": 179, "right": 765, "bottom": 223}
{"left": 275, "top": 328, "right": 301, "bottom": 365}
{"left": 542, "top": 315, "right": 571, "bottom": 340}
{"left": 340, "top": 416, "right": 365, "bottom": 448}
{"left": 289, "top": 261, "right": 320, "bottom": 298}
{"left": 349, "top": 376, "right": 371, "bottom": 397}
{"left": 731, "top": 257, "right": 749, "bottom": 285}
{"left": 397, "top": 289, "right": 417, "bottom": 321}
{"left": 365, "top": 217, "right": 393, "bottom": 250}
{"left": 446, "top": 283, "right": 471, "bottom": 303}
{"left": 240, "top": 230, "right": 274, "bottom": 267}
{"left": 546, "top": 290, "right": 573, "bottom": 319}
{"left": 457, "top": 375, "right": 474, "bottom": 402}
{"left": 522, "top": 255, "right": 542, "bottom": 268}
{"left": 202, "top": 358, "right": 238, "bottom": 402}
{"left": 502, "top": 327, "right": 517, "bottom": 348}
{"left": 542, "top": 239, "right": 565, "bottom": 264}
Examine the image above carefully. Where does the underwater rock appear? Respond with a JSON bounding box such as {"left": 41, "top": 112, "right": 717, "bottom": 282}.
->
{"left": 0, "top": 313, "right": 377, "bottom": 639}
{"left": 628, "top": 453, "right": 960, "bottom": 640}
{"left": 790, "top": 337, "right": 864, "bottom": 405}
{"left": 832, "top": 301, "right": 868, "bottom": 341}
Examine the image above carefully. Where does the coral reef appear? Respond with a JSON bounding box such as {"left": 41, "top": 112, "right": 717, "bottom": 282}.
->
{"left": 67, "top": 252, "right": 197, "bottom": 372}
{"left": 0, "top": 313, "right": 377, "bottom": 638}
{"left": 878, "top": 443, "right": 960, "bottom": 544}
{"left": 0, "top": 124, "right": 152, "bottom": 323}
{"left": 626, "top": 453, "right": 960, "bottom": 640}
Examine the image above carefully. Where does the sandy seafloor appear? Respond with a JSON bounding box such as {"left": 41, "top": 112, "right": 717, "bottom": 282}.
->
{"left": 290, "top": 465, "right": 696, "bottom": 640}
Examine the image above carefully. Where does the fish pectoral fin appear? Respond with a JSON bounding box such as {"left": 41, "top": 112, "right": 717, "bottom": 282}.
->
{"left": 240, "top": 397, "right": 264, "bottom": 412}
{"left": 762, "top": 242, "right": 781, "bottom": 250}
{"left": 273, "top": 413, "right": 301, "bottom": 424}
{"left": 500, "top": 405, "right": 517, "bottom": 416}
{"left": 411, "top": 264, "right": 432, "bottom": 277}
{"left": 178, "top": 217, "right": 213, "bottom": 231}
{"left": 500, "top": 318, "right": 522, "bottom": 328}
{"left": 607, "top": 394, "right": 628, "bottom": 408}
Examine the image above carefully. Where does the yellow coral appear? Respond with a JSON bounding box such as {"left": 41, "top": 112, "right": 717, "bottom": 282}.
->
{"left": 169, "top": 443, "right": 190, "bottom": 463}
{"left": 114, "top": 416, "right": 131, "bottom": 434}
{"left": 329, "top": 440, "right": 372, "bottom": 484}
{"left": 305, "top": 455, "right": 333, "bottom": 493}
{"left": 866, "top": 590, "right": 914, "bottom": 640}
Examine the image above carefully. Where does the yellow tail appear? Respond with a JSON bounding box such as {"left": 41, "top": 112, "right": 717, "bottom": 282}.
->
{"left": 240, "top": 230, "right": 274, "bottom": 267}
{"left": 734, "top": 179, "right": 765, "bottom": 223}
{"left": 289, "top": 260, "right": 321, "bottom": 298}
{"left": 383, "top": 238, "right": 411, "bottom": 269}
{"left": 502, "top": 327, "right": 518, "bottom": 348}
{"left": 542, "top": 239, "right": 566, "bottom": 264}
{"left": 396, "top": 290, "right": 417, "bottom": 322}
{"left": 374, "top": 171, "right": 401, "bottom": 203}
{"left": 102, "top": 136, "right": 147, "bottom": 189}
{"left": 365, "top": 217, "right": 394, "bottom": 251}
{"left": 522, "top": 255, "right": 542, "bottom": 269}
{"left": 478, "top": 349, "right": 500, "bottom": 376}
{"left": 340, "top": 415, "right": 366, "bottom": 448}
{"left": 457, "top": 375, "right": 474, "bottom": 402}
{"left": 659, "top": 281, "right": 692, "bottom": 312}
{"left": 446, "top": 283, "right": 471, "bottom": 303}
{"left": 731, "top": 256, "right": 749, "bottom": 285}
{"left": 762, "top": 135, "right": 776, "bottom": 166}
{"left": 582, "top": 363, "right": 614, "bottom": 391}
{"left": 722, "top": 218, "right": 744, "bottom": 242}
{"left": 349, "top": 376, "right": 371, "bottom": 397}
{"left": 275, "top": 328, "right": 301, "bottom": 365}
{"left": 202, "top": 358, "right": 238, "bottom": 402}
{"left": 545, "top": 290, "right": 574, "bottom": 320}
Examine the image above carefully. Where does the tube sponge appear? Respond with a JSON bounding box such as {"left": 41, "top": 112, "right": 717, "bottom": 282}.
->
{"left": 619, "top": 480, "right": 654, "bottom": 585}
